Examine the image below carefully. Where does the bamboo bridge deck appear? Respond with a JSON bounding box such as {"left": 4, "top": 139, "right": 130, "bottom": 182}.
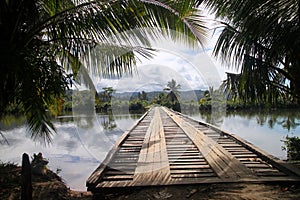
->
{"left": 87, "top": 106, "right": 300, "bottom": 192}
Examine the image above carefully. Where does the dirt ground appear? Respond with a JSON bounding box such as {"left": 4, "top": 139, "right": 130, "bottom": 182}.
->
{"left": 1, "top": 163, "right": 300, "bottom": 200}
{"left": 94, "top": 183, "right": 300, "bottom": 200}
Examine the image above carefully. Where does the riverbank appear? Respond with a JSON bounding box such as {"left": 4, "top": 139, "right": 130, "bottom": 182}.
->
{"left": 0, "top": 162, "right": 92, "bottom": 199}
{"left": 1, "top": 162, "right": 300, "bottom": 200}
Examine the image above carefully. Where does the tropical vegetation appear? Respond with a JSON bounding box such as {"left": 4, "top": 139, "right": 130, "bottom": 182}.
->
{"left": 204, "top": 0, "right": 300, "bottom": 105}
{"left": 62, "top": 79, "right": 191, "bottom": 113}
{"left": 3, "top": 0, "right": 300, "bottom": 143}
{"left": 163, "top": 79, "right": 181, "bottom": 111}
{"left": 0, "top": 0, "right": 207, "bottom": 142}
{"left": 282, "top": 136, "right": 300, "bottom": 161}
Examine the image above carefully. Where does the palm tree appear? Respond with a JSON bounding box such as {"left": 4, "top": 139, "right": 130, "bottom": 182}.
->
{"left": 101, "top": 87, "right": 115, "bottom": 103}
{"left": 0, "top": 0, "right": 207, "bottom": 142}
{"left": 204, "top": 0, "right": 300, "bottom": 104}
{"left": 164, "top": 79, "right": 181, "bottom": 110}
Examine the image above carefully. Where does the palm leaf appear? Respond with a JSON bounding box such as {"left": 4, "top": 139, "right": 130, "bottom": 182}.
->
{"left": 1, "top": 0, "right": 208, "bottom": 143}
{"left": 205, "top": 0, "right": 300, "bottom": 103}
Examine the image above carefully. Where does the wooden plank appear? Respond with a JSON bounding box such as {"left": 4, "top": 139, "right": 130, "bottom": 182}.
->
{"left": 133, "top": 107, "right": 171, "bottom": 186}
{"left": 168, "top": 151, "right": 199, "bottom": 154}
{"left": 233, "top": 154, "right": 258, "bottom": 158}
{"left": 228, "top": 133, "right": 300, "bottom": 177}
{"left": 169, "top": 159, "right": 206, "bottom": 162}
{"left": 109, "top": 164, "right": 138, "bottom": 168}
{"left": 167, "top": 153, "right": 200, "bottom": 156}
{"left": 226, "top": 149, "right": 252, "bottom": 153}
{"left": 167, "top": 155, "right": 204, "bottom": 159}
{"left": 88, "top": 106, "right": 300, "bottom": 192}
{"left": 162, "top": 107, "right": 255, "bottom": 180}
{"left": 102, "top": 175, "right": 133, "bottom": 181}
{"left": 105, "top": 171, "right": 134, "bottom": 175}
{"left": 170, "top": 162, "right": 208, "bottom": 166}
{"left": 255, "top": 172, "right": 287, "bottom": 177}
{"left": 170, "top": 165, "right": 211, "bottom": 169}
{"left": 106, "top": 166, "right": 136, "bottom": 171}
{"left": 167, "top": 147, "right": 198, "bottom": 150}
{"left": 181, "top": 113, "right": 300, "bottom": 177}
{"left": 110, "top": 159, "right": 138, "bottom": 163}
{"left": 171, "top": 173, "right": 216, "bottom": 178}
{"left": 86, "top": 108, "right": 152, "bottom": 188}
{"left": 170, "top": 169, "right": 214, "bottom": 174}
{"left": 116, "top": 154, "right": 138, "bottom": 159}
{"left": 244, "top": 163, "right": 272, "bottom": 168}
{"left": 172, "top": 108, "right": 300, "bottom": 178}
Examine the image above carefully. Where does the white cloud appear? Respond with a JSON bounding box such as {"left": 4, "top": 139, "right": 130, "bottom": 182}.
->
{"left": 95, "top": 35, "right": 226, "bottom": 93}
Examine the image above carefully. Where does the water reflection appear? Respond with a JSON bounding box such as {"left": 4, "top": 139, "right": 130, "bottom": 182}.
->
{"left": 194, "top": 109, "right": 300, "bottom": 161}
{"left": 101, "top": 114, "right": 116, "bottom": 130}
{"left": 0, "top": 112, "right": 142, "bottom": 190}
{"left": 198, "top": 109, "right": 300, "bottom": 131}
{"left": 1, "top": 109, "right": 300, "bottom": 190}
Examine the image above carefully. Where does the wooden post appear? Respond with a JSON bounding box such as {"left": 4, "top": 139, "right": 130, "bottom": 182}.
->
{"left": 21, "top": 153, "right": 32, "bottom": 200}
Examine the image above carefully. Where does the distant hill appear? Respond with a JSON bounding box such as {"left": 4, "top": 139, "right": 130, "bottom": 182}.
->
{"left": 111, "top": 90, "right": 205, "bottom": 101}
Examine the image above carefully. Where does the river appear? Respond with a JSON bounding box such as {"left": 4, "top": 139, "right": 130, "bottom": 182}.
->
{"left": 1, "top": 108, "right": 300, "bottom": 190}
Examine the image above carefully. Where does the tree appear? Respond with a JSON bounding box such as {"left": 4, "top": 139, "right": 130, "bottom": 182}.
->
{"left": 204, "top": 0, "right": 300, "bottom": 104}
{"left": 152, "top": 92, "right": 167, "bottom": 106}
{"left": 0, "top": 0, "right": 207, "bottom": 142}
{"left": 98, "top": 87, "right": 115, "bottom": 112}
{"left": 101, "top": 87, "right": 115, "bottom": 103}
{"left": 164, "top": 79, "right": 181, "bottom": 103}
{"left": 138, "top": 91, "right": 148, "bottom": 101}
{"left": 164, "top": 79, "right": 181, "bottom": 111}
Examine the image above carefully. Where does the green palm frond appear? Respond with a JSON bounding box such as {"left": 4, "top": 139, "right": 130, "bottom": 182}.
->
{"left": 164, "top": 79, "right": 181, "bottom": 99}
{"left": 205, "top": 0, "right": 300, "bottom": 103}
{"left": 1, "top": 0, "right": 208, "bottom": 143}
{"left": 141, "top": 0, "right": 208, "bottom": 46}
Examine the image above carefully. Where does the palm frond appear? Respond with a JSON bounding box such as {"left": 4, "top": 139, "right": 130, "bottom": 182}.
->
{"left": 205, "top": 0, "right": 300, "bottom": 102}
{"left": 1, "top": 0, "right": 209, "bottom": 143}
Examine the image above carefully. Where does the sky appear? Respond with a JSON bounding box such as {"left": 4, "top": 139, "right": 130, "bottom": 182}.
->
{"left": 74, "top": 11, "right": 234, "bottom": 93}
{"left": 92, "top": 30, "right": 228, "bottom": 93}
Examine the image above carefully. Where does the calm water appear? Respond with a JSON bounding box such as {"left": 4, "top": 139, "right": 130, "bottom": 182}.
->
{"left": 1, "top": 109, "right": 300, "bottom": 190}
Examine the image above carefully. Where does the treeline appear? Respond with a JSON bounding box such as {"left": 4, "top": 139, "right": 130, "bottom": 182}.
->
{"left": 198, "top": 87, "right": 300, "bottom": 112}
{"left": 62, "top": 79, "right": 204, "bottom": 114}
{"left": 62, "top": 89, "right": 200, "bottom": 114}
{"left": 4, "top": 86, "right": 299, "bottom": 117}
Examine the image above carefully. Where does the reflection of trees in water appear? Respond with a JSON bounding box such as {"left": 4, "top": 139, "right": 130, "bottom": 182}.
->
{"left": 112, "top": 113, "right": 144, "bottom": 120}
{"left": 251, "top": 111, "right": 300, "bottom": 131}
{"left": 199, "top": 110, "right": 224, "bottom": 127}
{"left": 74, "top": 115, "right": 95, "bottom": 129}
{"left": 72, "top": 90, "right": 96, "bottom": 129}
{"left": 277, "top": 117, "right": 300, "bottom": 131}
{"left": 101, "top": 114, "right": 116, "bottom": 131}
{"left": 99, "top": 112, "right": 143, "bottom": 131}
{"left": 130, "top": 113, "right": 144, "bottom": 120}
{"left": 200, "top": 109, "right": 300, "bottom": 131}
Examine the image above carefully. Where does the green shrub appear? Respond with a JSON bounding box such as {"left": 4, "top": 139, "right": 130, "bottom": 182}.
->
{"left": 282, "top": 136, "right": 300, "bottom": 161}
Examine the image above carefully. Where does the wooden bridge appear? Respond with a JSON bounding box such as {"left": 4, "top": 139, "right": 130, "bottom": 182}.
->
{"left": 87, "top": 106, "right": 300, "bottom": 192}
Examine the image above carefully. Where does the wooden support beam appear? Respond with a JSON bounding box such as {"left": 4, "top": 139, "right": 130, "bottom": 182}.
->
{"left": 133, "top": 107, "right": 171, "bottom": 185}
